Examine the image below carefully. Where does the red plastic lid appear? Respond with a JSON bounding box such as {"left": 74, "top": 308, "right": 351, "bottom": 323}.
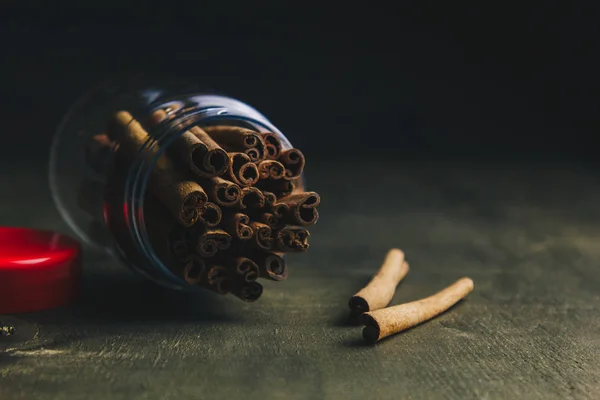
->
{"left": 0, "top": 227, "right": 81, "bottom": 314}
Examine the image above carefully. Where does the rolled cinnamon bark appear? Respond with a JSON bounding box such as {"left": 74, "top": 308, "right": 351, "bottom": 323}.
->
{"left": 348, "top": 249, "right": 408, "bottom": 316}
{"left": 231, "top": 281, "right": 263, "bottom": 302}
{"left": 253, "top": 252, "right": 287, "bottom": 281}
{"left": 223, "top": 257, "right": 260, "bottom": 283}
{"left": 238, "top": 187, "right": 266, "bottom": 209}
{"left": 206, "top": 266, "right": 234, "bottom": 294}
{"left": 279, "top": 148, "right": 305, "bottom": 180}
{"left": 171, "top": 125, "right": 230, "bottom": 178}
{"left": 274, "top": 227, "right": 310, "bottom": 252}
{"left": 249, "top": 222, "right": 273, "bottom": 251}
{"left": 227, "top": 152, "right": 259, "bottom": 187}
{"left": 360, "top": 278, "right": 475, "bottom": 343}
{"left": 257, "top": 178, "right": 295, "bottom": 198}
{"left": 203, "top": 177, "right": 241, "bottom": 207}
{"left": 274, "top": 191, "right": 320, "bottom": 226}
{"left": 198, "top": 202, "right": 222, "bottom": 227}
{"left": 149, "top": 109, "right": 231, "bottom": 178}
{"left": 261, "top": 132, "right": 282, "bottom": 160}
{"left": 257, "top": 160, "right": 285, "bottom": 180}
{"left": 221, "top": 212, "right": 253, "bottom": 240}
{"left": 197, "top": 229, "right": 232, "bottom": 257}
{"left": 203, "top": 125, "right": 266, "bottom": 162}
{"left": 259, "top": 212, "right": 280, "bottom": 230}
{"left": 262, "top": 191, "right": 277, "bottom": 207}
{"left": 182, "top": 254, "right": 207, "bottom": 285}
{"left": 108, "top": 111, "right": 207, "bottom": 226}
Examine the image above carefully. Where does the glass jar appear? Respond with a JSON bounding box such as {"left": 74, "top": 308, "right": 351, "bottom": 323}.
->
{"left": 49, "top": 76, "right": 305, "bottom": 291}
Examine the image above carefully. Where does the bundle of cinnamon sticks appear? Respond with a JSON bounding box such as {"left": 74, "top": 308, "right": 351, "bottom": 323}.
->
{"left": 81, "top": 109, "right": 320, "bottom": 302}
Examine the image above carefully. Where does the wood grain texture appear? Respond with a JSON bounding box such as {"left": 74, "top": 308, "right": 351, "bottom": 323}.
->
{"left": 2, "top": 158, "right": 600, "bottom": 399}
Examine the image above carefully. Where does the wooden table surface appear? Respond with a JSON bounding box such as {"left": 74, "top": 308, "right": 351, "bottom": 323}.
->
{"left": 1, "top": 157, "right": 599, "bottom": 399}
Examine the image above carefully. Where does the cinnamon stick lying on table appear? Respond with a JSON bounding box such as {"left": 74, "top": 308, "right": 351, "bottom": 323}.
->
{"left": 203, "top": 125, "right": 266, "bottom": 162}
{"left": 261, "top": 132, "right": 283, "bottom": 160}
{"left": 274, "top": 191, "right": 320, "bottom": 226}
{"left": 279, "top": 148, "right": 305, "bottom": 180}
{"left": 108, "top": 111, "right": 207, "bottom": 227}
{"left": 348, "top": 249, "right": 409, "bottom": 316}
{"left": 360, "top": 278, "right": 474, "bottom": 343}
{"left": 227, "top": 152, "right": 259, "bottom": 187}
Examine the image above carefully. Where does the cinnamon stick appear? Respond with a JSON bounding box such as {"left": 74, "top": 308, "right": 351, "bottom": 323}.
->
{"left": 274, "top": 191, "right": 320, "bottom": 226}
{"left": 259, "top": 212, "right": 280, "bottom": 230}
{"left": 203, "top": 176, "right": 241, "bottom": 207}
{"left": 206, "top": 266, "right": 234, "bottom": 294}
{"left": 261, "top": 132, "right": 283, "bottom": 160}
{"left": 279, "top": 148, "right": 305, "bottom": 180}
{"left": 107, "top": 111, "right": 207, "bottom": 226}
{"left": 199, "top": 202, "right": 222, "bottom": 227}
{"left": 249, "top": 222, "right": 273, "bottom": 251}
{"left": 197, "top": 229, "right": 232, "bottom": 257}
{"left": 262, "top": 191, "right": 277, "bottom": 207}
{"left": 238, "top": 187, "right": 266, "bottom": 209}
{"left": 231, "top": 281, "right": 263, "bottom": 302}
{"left": 348, "top": 249, "right": 409, "bottom": 316}
{"left": 182, "top": 254, "right": 207, "bottom": 285}
{"left": 221, "top": 212, "right": 253, "bottom": 240}
{"left": 257, "top": 178, "right": 295, "bottom": 198}
{"left": 274, "top": 227, "right": 310, "bottom": 252}
{"left": 253, "top": 252, "right": 287, "bottom": 281}
{"left": 257, "top": 160, "right": 285, "bottom": 180}
{"left": 150, "top": 109, "right": 230, "bottom": 178}
{"left": 227, "top": 152, "right": 259, "bottom": 187}
{"left": 203, "top": 125, "right": 266, "bottom": 162}
{"left": 360, "top": 278, "right": 474, "bottom": 343}
{"left": 224, "top": 257, "right": 260, "bottom": 283}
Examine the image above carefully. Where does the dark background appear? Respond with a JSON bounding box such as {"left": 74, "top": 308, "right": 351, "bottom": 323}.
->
{"left": 1, "top": 4, "right": 597, "bottom": 163}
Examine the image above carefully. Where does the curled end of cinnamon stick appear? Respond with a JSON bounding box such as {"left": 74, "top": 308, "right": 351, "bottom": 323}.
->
{"left": 348, "top": 296, "right": 370, "bottom": 316}
{"left": 191, "top": 144, "right": 230, "bottom": 178}
{"left": 199, "top": 202, "right": 222, "bottom": 227}
{"left": 209, "top": 178, "right": 241, "bottom": 207}
{"left": 279, "top": 148, "right": 305, "bottom": 180}
{"left": 198, "top": 229, "right": 232, "bottom": 257}
{"left": 262, "top": 132, "right": 282, "bottom": 160}
{"left": 262, "top": 253, "right": 288, "bottom": 281}
{"left": 183, "top": 255, "right": 206, "bottom": 285}
{"left": 233, "top": 282, "right": 263, "bottom": 302}
{"left": 239, "top": 187, "right": 266, "bottom": 209}
{"left": 275, "top": 227, "right": 310, "bottom": 252}
{"left": 235, "top": 258, "right": 260, "bottom": 283}
{"left": 250, "top": 222, "right": 273, "bottom": 251}
{"left": 257, "top": 160, "right": 286, "bottom": 180}
{"left": 229, "top": 153, "right": 259, "bottom": 186}
{"left": 359, "top": 314, "right": 382, "bottom": 344}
